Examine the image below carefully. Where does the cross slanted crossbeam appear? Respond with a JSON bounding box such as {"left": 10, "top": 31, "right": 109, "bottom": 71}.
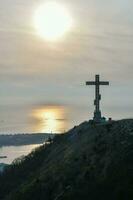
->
{"left": 86, "top": 75, "right": 109, "bottom": 122}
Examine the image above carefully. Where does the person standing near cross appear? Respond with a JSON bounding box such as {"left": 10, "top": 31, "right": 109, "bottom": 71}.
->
{"left": 86, "top": 75, "right": 109, "bottom": 123}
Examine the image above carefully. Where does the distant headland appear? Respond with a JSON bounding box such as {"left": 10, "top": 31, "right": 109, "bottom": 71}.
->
{"left": 0, "top": 133, "right": 54, "bottom": 147}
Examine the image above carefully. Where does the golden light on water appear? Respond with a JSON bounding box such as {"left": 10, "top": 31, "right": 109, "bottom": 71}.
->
{"left": 32, "top": 106, "right": 67, "bottom": 133}
{"left": 34, "top": 2, "right": 73, "bottom": 41}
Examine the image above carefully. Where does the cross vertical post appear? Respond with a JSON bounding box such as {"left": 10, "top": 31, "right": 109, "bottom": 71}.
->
{"left": 86, "top": 75, "right": 109, "bottom": 123}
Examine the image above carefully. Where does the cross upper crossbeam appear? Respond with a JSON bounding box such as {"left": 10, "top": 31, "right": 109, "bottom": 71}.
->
{"left": 86, "top": 81, "right": 109, "bottom": 85}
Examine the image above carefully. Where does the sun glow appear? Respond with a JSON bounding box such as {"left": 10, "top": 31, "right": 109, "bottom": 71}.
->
{"left": 32, "top": 106, "right": 67, "bottom": 133}
{"left": 34, "top": 2, "right": 73, "bottom": 41}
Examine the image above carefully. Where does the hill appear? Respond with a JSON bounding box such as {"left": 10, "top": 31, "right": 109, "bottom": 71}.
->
{"left": 0, "top": 163, "right": 8, "bottom": 173}
{"left": 0, "top": 119, "right": 133, "bottom": 200}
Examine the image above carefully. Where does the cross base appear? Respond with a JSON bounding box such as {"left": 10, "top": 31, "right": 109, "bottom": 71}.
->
{"left": 93, "top": 111, "right": 102, "bottom": 123}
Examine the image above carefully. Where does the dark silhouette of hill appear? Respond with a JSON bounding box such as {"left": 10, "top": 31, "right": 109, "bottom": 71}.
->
{"left": 0, "top": 119, "right": 133, "bottom": 200}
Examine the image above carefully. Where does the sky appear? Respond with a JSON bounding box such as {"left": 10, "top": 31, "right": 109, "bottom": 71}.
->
{"left": 0, "top": 0, "right": 133, "bottom": 133}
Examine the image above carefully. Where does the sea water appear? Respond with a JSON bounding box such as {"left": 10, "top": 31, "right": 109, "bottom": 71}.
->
{"left": 0, "top": 144, "right": 40, "bottom": 164}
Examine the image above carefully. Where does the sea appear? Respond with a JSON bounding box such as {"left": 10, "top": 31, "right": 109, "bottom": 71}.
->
{"left": 0, "top": 144, "right": 40, "bottom": 164}
{"left": 0, "top": 105, "right": 89, "bottom": 164}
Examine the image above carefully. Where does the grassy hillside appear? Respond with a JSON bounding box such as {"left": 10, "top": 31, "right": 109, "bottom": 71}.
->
{"left": 0, "top": 119, "right": 133, "bottom": 200}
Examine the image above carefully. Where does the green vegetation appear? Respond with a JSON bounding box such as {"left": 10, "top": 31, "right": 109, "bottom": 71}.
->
{"left": 0, "top": 119, "right": 133, "bottom": 200}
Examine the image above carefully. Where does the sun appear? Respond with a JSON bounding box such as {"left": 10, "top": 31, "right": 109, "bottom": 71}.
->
{"left": 34, "top": 2, "right": 73, "bottom": 41}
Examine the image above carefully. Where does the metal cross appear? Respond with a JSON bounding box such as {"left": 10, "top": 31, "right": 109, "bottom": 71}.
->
{"left": 86, "top": 75, "right": 109, "bottom": 122}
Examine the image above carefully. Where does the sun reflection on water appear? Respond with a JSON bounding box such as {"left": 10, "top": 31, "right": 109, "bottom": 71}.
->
{"left": 32, "top": 106, "right": 67, "bottom": 133}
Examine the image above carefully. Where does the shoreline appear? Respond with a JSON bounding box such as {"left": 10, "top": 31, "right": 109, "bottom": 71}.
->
{"left": 0, "top": 133, "right": 55, "bottom": 147}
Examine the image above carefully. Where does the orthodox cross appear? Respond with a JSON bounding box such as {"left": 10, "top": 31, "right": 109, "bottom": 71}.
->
{"left": 86, "top": 75, "right": 109, "bottom": 122}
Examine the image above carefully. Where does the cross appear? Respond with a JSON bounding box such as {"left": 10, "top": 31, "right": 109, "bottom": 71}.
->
{"left": 86, "top": 75, "right": 109, "bottom": 122}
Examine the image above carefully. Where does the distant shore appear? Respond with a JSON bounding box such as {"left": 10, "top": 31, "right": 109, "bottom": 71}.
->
{"left": 0, "top": 133, "right": 55, "bottom": 147}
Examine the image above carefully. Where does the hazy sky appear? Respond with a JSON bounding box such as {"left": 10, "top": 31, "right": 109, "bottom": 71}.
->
{"left": 0, "top": 0, "right": 133, "bottom": 133}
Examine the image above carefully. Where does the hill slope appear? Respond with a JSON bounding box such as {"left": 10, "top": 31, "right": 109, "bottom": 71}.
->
{"left": 0, "top": 119, "right": 133, "bottom": 200}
